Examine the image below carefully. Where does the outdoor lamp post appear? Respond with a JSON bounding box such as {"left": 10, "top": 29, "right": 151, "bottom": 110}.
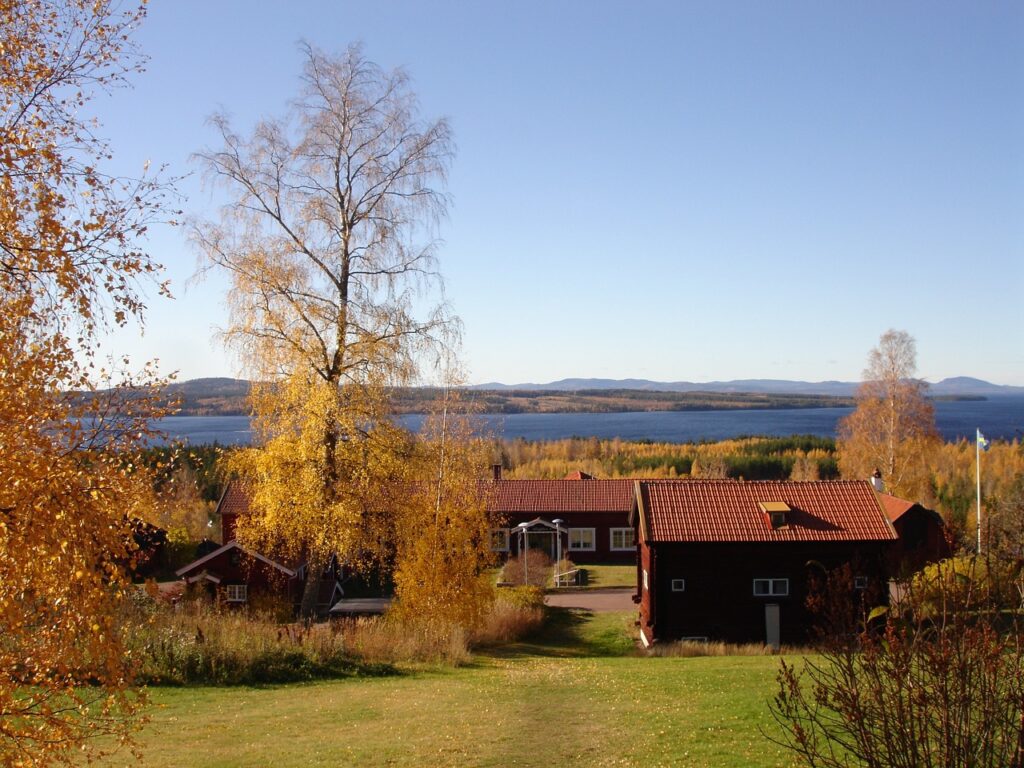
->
{"left": 517, "top": 522, "right": 530, "bottom": 585}
{"left": 552, "top": 518, "right": 565, "bottom": 587}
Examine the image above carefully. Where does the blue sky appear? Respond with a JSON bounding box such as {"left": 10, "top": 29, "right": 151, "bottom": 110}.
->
{"left": 97, "top": 1, "right": 1023, "bottom": 386}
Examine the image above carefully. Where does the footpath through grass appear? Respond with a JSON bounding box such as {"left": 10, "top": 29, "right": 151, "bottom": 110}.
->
{"left": 99, "top": 610, "right": 795, "bottom": 768}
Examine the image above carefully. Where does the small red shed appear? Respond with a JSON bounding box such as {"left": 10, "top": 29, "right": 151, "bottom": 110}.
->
{"left": 175, "top": 482, "right": 343, "bottom": 614}
{"left": 877, "top": 493, "right": 950, "bottom": 574}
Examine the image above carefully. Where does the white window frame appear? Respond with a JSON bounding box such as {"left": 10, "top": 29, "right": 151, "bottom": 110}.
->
{"left": 225, "top": 583, "right": 248, "bottom": 603}
{"left": 642, "top": 569, "right": 649, "bottom": 590}
{"left": 671, "top": 578, "right": 686, "bottom": 592}
{"left": 490, "top": 528, "right": 510, "bottom": 552}
{"left": 568, "top": 527, "right": 596, "bottom": 552}
{"left": 753, "top": 578, "right": 789, "bottom": 597}
{"left": 854, "top": 576, "right": 869, "bottom": 590}
{"left": 609, "top": 527, "right": 636, "bottom": 551}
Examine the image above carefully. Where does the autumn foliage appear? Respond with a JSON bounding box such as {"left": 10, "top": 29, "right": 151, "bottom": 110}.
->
{"left": 1, "top": 1, "right": 173, "bottom": 762}
{"left": 838, "top": 330, "right": 941, "bottom": 500}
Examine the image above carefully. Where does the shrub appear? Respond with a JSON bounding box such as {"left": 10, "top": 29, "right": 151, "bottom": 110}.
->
{"left": 769, "top": 558, "right": 1024, "bottom": 768}
{"left": 500, "top": 550, "right": 554, "bottom": 587}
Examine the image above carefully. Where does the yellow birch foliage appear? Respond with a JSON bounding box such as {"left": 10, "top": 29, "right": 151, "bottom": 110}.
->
{"left": 838, "top": 331, "right": 940, "bottom": 499}
{"left": 1, "top": 1, "right": 172, "bottom": 762}
{"left": 0, "top": 312, "right": 161, "bottom": 765}
{"left": 390, "top": 407, "right": 497, "bottom": 632}
{"left": 227, "top": 374, "right": 414, "bottom": 577}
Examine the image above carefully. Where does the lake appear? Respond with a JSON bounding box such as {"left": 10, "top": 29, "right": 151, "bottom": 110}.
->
{"left": 151, "top": 397, "right": 1024, "bottom": 446}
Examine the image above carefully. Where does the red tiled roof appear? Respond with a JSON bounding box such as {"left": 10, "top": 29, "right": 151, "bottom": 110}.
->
{"left": 563, "top": 470, "right": 595, "bottom": 480}
{"left": 216, "top": 482, "right": 251, "bottom": 516}
{"left": 877, "top": 492, "right": 916, "bottom": 523}
{"left": 217, "top": 478, "right": 634, "bottom": 516}
{"left": 486, "top": 479, "right": 634, "bottom": 514}
{"left": 639, "top": 480, "right": 897, "bottom": 543}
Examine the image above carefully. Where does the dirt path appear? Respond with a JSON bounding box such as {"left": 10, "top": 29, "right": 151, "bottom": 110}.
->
{"left": 544, "top": 587, "right": 636, "bottom": 612}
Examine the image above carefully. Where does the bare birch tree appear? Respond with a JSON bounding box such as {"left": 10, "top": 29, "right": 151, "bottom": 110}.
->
{"left": 193, "top": 43, "right": 456, "bottom": 616}
{"left": 838, "top": 330, "right": 939, "bottom": 499}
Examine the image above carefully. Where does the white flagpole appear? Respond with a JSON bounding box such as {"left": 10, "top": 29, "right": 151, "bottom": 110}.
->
{"left": 976, "top": 428, "right": 982, "bottom": 555}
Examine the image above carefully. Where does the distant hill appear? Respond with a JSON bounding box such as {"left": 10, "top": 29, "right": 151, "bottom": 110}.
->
{"left": 162, "top": 377, "right": 253, "bottom": 415}
{"left": 104, "top": 375, "right": 1021, "bottom": 417}
{"left": 471, "top": 377, "right": 1024, "bottom": 398}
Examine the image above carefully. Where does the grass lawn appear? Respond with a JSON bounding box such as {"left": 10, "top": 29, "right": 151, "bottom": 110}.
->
{"left": 98, "top": 611, "right": 796, "bottom": 768}
{"left": 579, "top": 563, "right": 636, "bottom": 588}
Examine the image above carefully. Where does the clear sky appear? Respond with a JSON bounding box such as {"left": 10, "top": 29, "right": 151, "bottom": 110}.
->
{"left": 96, "top": 1, "right": 1023, "bottom": 386}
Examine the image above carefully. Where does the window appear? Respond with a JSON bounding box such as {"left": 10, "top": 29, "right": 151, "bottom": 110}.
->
{"left": 642, "top": 569, "right": 649, "bottom": 590}
{"left": 610, "top": 527, "right": 636, "bottom": 551}
{"left": 854, "top": 576, "right": 869, "bottom": 590}
{"left": 225, "top": 583, "right": 248, "bottom": 603}
{"left": 753, "top": 578, "right": 789, "bottom": 597}
{"left": 671, "top": 578, "right": 686, "bottom": 592}
{"left": 568, "top": 528, "right": 595, "bottom": 551}
{"left": 490, "top": 529, "right": 510, "bottom": 552}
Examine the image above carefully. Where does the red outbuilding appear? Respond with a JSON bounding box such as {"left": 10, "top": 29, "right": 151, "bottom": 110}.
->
{"left": 175, "top": 482, "right": 344, "bottom": 613}
{"left": 631, "top": 479, "right": 899, "bottom": 647}
{"left": 877, "top": 492, "right": 951, "bottom": 573}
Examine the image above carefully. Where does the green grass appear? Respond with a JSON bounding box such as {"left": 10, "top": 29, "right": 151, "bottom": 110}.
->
{"left": 98, "top": 609, "right": 795, "bottom": 768}
{"left": 579, "top": 564, "right": 636, "bottom": 588}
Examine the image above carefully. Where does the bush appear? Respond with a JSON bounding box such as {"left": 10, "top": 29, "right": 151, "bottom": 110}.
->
{"left": 500, "top": 550, "right": 554, "bottom": 587}
{"left": 769, "top": 558, "right": 1024, "bottom": 768}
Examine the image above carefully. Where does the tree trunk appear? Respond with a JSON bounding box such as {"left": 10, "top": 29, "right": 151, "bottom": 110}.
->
{"left": 299, "top": 549, "right": 328, "bottom": 619}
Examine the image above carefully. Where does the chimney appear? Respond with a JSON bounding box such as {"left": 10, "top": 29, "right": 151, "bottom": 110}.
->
{"left": 870, "top": 469, "right": 884, "bottom": 493}
{"left": 492, "top": 463, "right": 502, "bottom": 481}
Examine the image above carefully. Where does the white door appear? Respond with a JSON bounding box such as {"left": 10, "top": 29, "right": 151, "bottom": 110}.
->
{"left": 765, "top": 604, "right": 781, "bottom": 650}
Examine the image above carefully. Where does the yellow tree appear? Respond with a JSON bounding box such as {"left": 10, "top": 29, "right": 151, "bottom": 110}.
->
{"left": 1, "top": 0, "right": 173, "bottom": 763}
{"left": 389, "top": 394, "right": 497, "bottom": 632}
{"left": 193, "top": 43, "right": 457, "bottom": 617}
{"left": 838, "top": 330, "right": 940, "bottom": 499}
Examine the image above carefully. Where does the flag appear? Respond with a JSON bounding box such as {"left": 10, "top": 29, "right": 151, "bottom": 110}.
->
{"left": 977, "top": 429, "right": 990, "bottom": 451}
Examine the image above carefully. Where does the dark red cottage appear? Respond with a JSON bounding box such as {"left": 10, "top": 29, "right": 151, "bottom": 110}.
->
{"left": 631, "top": 479, "right": 898, "bottom": 647}
{"left": 175, "top": 483, "right": 343, "bottom": 613}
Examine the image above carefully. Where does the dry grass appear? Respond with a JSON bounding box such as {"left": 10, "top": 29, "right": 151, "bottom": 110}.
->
{"left": 649, "top": 639, "right": 796, "bottom": 657}
{"left": 337, "top": 616, "right": 472, "bottom": 666}
{"left": 128, "top": 582, "right": 550, "bottom": 684}
{"left": 129, "top": 598, "right": 389, "bottom": 685}
{"left": 471, "top": 586, "right": 546, "bottom": 645}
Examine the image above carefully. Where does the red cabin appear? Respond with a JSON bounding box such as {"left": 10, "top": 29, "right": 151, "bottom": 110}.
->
{"left": 631, "top": 479, "right": 898, "bottom": 647}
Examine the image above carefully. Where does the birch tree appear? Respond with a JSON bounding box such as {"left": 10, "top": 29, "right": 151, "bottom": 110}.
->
{"left": 193, "top": 43, "right": 456, "bottom": 617}
{"left": 1, "top": 1, "right": 173, "bottom": 762}
{"left": 838, "top": 330, "right": 939, "bottom": 499}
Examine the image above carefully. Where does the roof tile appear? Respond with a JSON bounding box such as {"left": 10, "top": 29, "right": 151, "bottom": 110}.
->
{"left": 640, "top": 479, "right": 897, "bottom": 543}
{"left": 485, "top": 479, "right": 634, "bottom": 513}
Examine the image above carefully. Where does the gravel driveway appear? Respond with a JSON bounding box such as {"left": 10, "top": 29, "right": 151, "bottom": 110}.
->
{"left": 544, "top": 588, "right": 636, "bottom": 612}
